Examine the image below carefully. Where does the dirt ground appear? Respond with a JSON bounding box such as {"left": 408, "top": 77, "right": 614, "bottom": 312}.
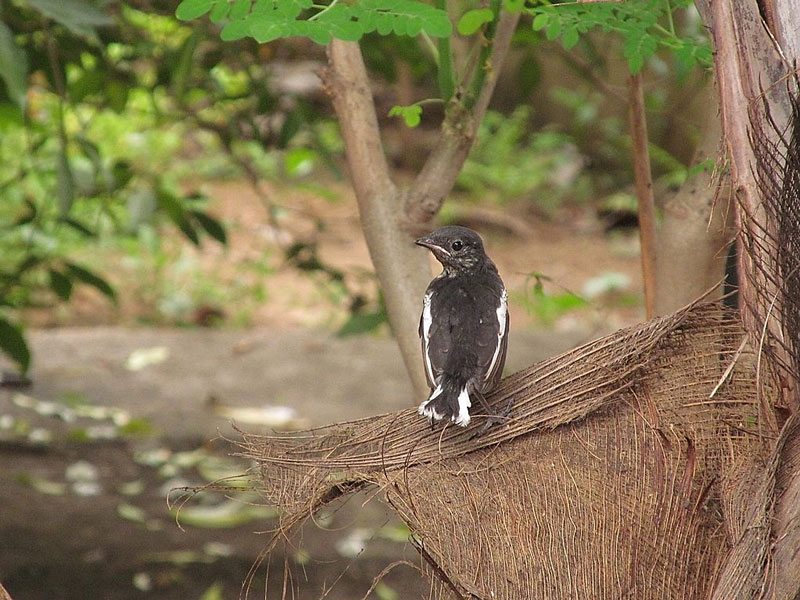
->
{"left": 1, "top": 176, "right": 645, "bottom": 599}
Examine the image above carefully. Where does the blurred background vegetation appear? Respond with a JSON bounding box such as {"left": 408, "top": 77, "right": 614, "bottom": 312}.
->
{"left": 0, "top": 1, "right": 719, "bottom": 598}
{"left": 0, "top": 0, "right": 712, "bottom": 374}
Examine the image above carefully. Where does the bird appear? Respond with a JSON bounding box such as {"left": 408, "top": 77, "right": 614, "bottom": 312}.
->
{"left": 415, "top": 226, "right": 509, "bottom": 428}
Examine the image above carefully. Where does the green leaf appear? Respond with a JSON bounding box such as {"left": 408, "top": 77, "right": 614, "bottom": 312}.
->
{"left": 250, "top": 20, "right": 292, "bottom": 44}
{"left": 545, "top": 18, "right": 561, "bottom": 41}
{"left": 388, "top": 104, "right": 422, "bottom": 128}
{"left": 69, "top": 69, "right": 104, "bottom": 102}
{"left": 336, "top": 311, "right": 387, "bottom": 336}
{"left": 316, "top": 6, "right": 364, "bottom": 41}
{"left": 21, "top": 0, "right": 113, "bottom": 41}
{"left": 56, "top": 150, "right": 75, "bottom": 217}
{"left": 175, "top": 0, "right": 216, "bottom": 20}
{"left": 284, "top": 147, "right": 316, "bottom": 177}
{"left": 561, "top": 25, "right": 579, "bottom": 49}
{"left": 277, "top": 110, "right": 302, "bottom": 149}
{"left": 0, "top": 316, "right": 31, "bottom": 373}
{"left": 230, "top": 0, "right": 252, "bottom": 20}
{"left": 0, "top": 102, "right": 23, "bottom": 131}
{"left": 156, "top": 189, "right": 200, "bottom": 246}
{"left": 65, "top": 262, "right": 117, "bottom": 302}
{"left": 190, "top": 211, "right": 227, "bottom": 245}
{"left": 111, "top": 161, "right": 133, "bottom": 190}
{"left": 105, "top": 79, "right": 129, "bottom": 113}
{"left": 0, "top": 22, "right": 28, "bottom": 110}
{"left": 296, "top": 21, "right": 332, "bottom": 45}
{"left": 624, "top": 30, "right": 658, "bottom": 74}
{"left": 209, "top": 1, "right": 231, "bottom": 23}
{"left": 503, "top": 0, "right": 523, "bottom": 12}
{"left": 48, "top": 269, "right": 73, "bottom": 301}
{"left": 531, "top": 13, "right": 549, "bottom": 31}
{"left": 171, "top": 31, "right": 199, "bottom": 98}
{"left": 457, "top": 8, "right": 493, "bottom": 36}
{"left": 199, "top": 583, "right": 224, "bottom": 600}
{"left": 220, "top": 18, "right": 252, "bottom": 41}
{"left": 59, "top": 216, "right": 96, "bottom": 237}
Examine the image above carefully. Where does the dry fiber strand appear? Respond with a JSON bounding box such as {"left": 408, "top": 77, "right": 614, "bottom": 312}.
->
{"left": 235, "top": 302, "right": 799, "bottom": 598}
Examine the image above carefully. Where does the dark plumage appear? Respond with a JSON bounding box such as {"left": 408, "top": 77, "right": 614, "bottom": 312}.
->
{"left": 415, "top": 226, "right": 509, "bottom": 427}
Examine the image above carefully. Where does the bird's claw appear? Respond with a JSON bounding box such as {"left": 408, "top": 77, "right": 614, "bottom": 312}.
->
{"left": 470, "top": 398, "right": 514, "bottom": 439}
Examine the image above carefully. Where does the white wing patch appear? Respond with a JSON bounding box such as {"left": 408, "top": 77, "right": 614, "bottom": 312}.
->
{"left": 421, "top": 292, "right": 435, "bottom": 384}
{"left": 485, "top": 288, "right": 508, "bottom": 382}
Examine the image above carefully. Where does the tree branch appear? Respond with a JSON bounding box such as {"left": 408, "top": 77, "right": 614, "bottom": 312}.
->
{"left": 323, "top": 40, "right": 432, "bottom": 400}
{"left": 405, "top": 11, "right": 521, "bottom": 225}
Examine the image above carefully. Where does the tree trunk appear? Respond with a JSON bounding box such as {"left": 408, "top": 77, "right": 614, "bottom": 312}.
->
{"left": 696, "top": 0, "right": 799, "bottom": 413}
{"left": 323, "top": 40, "right": 432, "bottom": 401}
{"left": 654, "top": 88, "right": 734, "bottom": 316}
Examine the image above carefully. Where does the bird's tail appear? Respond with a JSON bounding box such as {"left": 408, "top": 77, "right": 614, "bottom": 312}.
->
{"left": 418, "top": 376, "right": 473, "bottom": 427}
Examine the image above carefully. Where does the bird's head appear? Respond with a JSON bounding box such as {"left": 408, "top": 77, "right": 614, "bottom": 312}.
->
{"left": 415, "top": 226, "right": 487, "bottom": 273}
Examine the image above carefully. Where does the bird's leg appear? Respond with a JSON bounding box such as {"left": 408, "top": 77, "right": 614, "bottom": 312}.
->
{"left": 470, "top": 391, "right": 513, "bottom": 438}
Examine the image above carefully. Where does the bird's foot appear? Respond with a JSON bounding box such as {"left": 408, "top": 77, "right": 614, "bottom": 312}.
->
{"left": 470, "top": 398, "right": 514, "bottom": 439}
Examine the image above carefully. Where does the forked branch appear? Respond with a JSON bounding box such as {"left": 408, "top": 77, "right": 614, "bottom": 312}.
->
{"left": 406, "top": 11, "right": 521, "bottom": 225}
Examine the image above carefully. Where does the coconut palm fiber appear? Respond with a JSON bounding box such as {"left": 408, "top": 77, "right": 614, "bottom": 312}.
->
{"left": 235, "top": 302, "right": 800, "bottom": 598}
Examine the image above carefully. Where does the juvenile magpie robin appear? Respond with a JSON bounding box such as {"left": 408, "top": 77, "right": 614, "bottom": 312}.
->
{"left": 415, "top": 226, "right": 509, "bottom": 428}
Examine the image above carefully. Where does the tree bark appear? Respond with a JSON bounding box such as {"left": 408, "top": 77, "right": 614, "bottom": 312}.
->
{"left": 324, "top": 40, "right": 432, "bottom": 401}
{"left": 696, "top": 1, "right": 800, "bottom": 596}
{"left": 654, "top": 89, "right": 734, "bottom": 316}
{"left": 696, "top": 0, "right": 796, "bottom": 410}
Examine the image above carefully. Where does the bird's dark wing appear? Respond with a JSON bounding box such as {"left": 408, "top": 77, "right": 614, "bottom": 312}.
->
{"left": 475, "top": 288, "right": 508, "bottom": 392}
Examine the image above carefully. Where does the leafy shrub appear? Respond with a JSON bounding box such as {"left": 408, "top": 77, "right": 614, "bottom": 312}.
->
{"left": 458, "top": 106, "right": 585, "bottom": 209}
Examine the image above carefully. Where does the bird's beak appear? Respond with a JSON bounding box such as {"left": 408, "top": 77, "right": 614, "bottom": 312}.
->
{"left": 415, "top": 237, "right": 451, "bottom": 256}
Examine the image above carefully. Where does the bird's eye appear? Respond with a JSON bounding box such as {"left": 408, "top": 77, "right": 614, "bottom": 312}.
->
{"left": 451, "top": 240, "right": 463, "bottom": 251}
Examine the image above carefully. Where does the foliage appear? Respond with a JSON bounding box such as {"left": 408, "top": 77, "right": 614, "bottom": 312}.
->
{"left": 515, "top": 272, "right": 588, "bottom": 325}
{"left": 175, "top": 0, "right": 452, "bottom": 44}
{"left": 283, "top": 239, "right": 388, "bottom": 335}
{"left": 528, "top": 0, "right": 711, "bottom": 74}
{"left": 0, "top": 2, "right": 236, "bottom": 371}
{"left": 458, "top": 106, "right": 584, "bottom": 207}
{"left": 388, "top": 103, "right": 423, "bottom": 127}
